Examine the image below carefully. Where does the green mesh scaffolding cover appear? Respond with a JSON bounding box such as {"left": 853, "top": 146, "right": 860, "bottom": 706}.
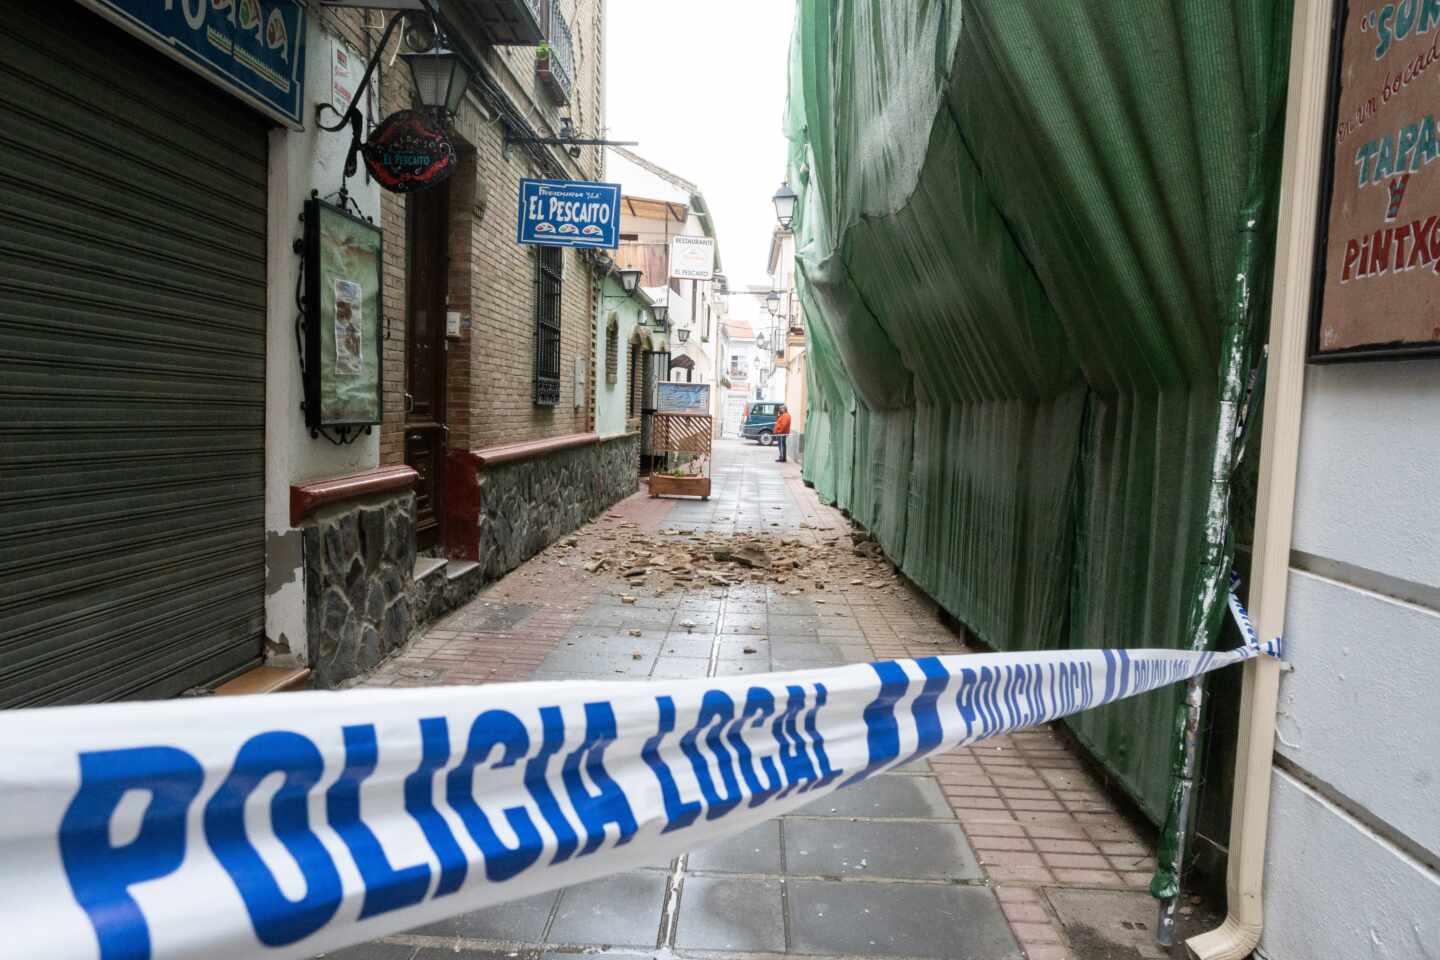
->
{"left": 786, "top": 0, "right": 1292, "bottom": 829}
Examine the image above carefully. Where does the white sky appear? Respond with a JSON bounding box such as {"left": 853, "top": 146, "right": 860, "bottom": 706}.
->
{"left": 604, "top": 0, "right": 795, "bottom": 291}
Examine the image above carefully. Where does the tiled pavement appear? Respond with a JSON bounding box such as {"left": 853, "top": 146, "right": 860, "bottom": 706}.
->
{"left": 346, "top": 440, "right": 1181, "bottom": 960}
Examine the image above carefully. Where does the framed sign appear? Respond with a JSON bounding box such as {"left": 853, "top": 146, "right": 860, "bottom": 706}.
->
{"left": 304, "top": 198, "right": 384, "bottom": 432}
{"left": 669, "top": 235, "right": 716, "bottom": 280}
{"left": 517, "top": 178, "right": 621, "bottom": 249}
{"left": 657, "top": 381, "right": 711, "bottom": 415}
{"left": 1311, "top": 0, "right": 1440, "bottom": 360}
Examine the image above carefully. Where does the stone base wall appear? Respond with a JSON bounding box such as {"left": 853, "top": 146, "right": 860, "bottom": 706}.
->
{"left": 473, "top": 433, "right": 639, "bottom": 579}
{"left": 303, "top": 492, "right": 418, "bottom": 688}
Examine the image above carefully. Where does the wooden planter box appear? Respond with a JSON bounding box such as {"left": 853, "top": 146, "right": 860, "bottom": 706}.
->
{"left": 648, "top": 474, "right": 710, "bottom": 499}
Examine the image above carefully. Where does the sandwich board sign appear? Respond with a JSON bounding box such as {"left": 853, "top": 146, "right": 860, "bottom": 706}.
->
{"left": 669, "top": 235, "right": 716, "bottom": 280}
{"left": 517, "top": 179, "right": 621, "bottom": 249}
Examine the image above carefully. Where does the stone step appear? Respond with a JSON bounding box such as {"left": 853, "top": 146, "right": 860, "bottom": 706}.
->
{"left": 213, "top": 665, "right": 311, "bottom": 696}
{"left": 413, "top": 556, "right": 447, "bottom": 582}
{"left": 446, "top": 560, "right": 480, "bottom": 581}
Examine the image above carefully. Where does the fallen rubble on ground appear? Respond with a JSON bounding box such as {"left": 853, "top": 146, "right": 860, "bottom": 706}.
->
{"left": 538, "top": 523, "right": 908, "bottom": 598}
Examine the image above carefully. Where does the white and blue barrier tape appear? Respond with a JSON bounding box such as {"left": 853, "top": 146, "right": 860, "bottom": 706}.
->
{"left": 0, "top": 635, "right": 1281, "bottom": 960}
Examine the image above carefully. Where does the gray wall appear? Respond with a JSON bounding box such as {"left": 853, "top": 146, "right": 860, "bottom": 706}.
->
{"left": 1260, "top": 359, "right": 1440, "bottom": 958}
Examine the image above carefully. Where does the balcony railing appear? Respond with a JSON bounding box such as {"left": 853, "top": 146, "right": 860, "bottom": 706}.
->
{"left": 537, "top": 5, "right": 574, "bottom": 104}
{"left": 472, "top": 0, "right": 545, "bottom": 45}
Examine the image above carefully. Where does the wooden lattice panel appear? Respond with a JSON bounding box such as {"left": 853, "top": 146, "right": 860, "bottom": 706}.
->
{"left": 652, "top": 413, "right": 714, "bottom": 457}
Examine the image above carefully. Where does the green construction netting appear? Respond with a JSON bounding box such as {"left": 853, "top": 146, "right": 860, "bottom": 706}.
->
{"left": 786, "top": 0, "right": 1292, "bottom": 854}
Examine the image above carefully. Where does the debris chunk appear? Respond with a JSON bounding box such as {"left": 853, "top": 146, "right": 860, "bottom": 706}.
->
{"left": 714, "top": 544, "right": 773, "bottom": 570}
{"left": 620, "top": 595, "right": 637, "bottom": 605}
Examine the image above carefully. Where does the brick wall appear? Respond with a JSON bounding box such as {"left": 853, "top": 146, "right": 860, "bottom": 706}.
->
{"left": 377, "top": 33, "right": 413, "bottom": 468}
{"left": 376, "top": 0, "right": 605, "bottom": 464}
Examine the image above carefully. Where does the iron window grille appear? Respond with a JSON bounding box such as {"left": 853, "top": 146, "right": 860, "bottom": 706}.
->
{"left": 534, "top": 245, "right": 563, "bottom": 405}
{"left": 605, "top": 316, "right": 619, "bottom": 385}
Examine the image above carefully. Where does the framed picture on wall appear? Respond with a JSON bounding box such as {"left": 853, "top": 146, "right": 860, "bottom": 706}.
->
{"left": 304, "top": 197, "right": 385, "bottom": 431}
{"left": 1309, "top": 0, "right": 1440, "bottom": 361}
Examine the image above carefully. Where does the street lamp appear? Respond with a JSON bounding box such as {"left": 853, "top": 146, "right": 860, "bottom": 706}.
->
{"left": 617, "top": 267, "right": 642, "bottom": 294}
{"left": 651, "top": 303, "right": 670, "bottom": 327}
{"left": 677, "top": 327, "right": 690, "bottom": 344}
{"left": 400, "top": 45, "right": 472, "bottom": 116}
{"left": 765, "top": 290, "right": 781, "bottom": 317}
{"left": 772, "top": 182, "right": 798, "bottom": 230}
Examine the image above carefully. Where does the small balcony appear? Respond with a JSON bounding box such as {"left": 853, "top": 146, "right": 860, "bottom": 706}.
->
{"left": 536, "top": 5, "right": 574, "bottom": 104}
{"left": 470, "top": 0, "right": 545, "bottom": 45}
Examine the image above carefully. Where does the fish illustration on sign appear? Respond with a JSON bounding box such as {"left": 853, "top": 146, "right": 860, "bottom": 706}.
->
{"left": 237, "top": 0, "right": 262, "bottom": 43}
{"left": 266, "top": 9, "right": 289, "bottom": 62}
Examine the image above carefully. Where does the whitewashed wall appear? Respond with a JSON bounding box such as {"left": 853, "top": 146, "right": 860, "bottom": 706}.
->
{"left": 263, "top": 19, "right": 384, "bottom": 662}
{"left": 1260, "top": 359, "right": 1440, "bottom": 959}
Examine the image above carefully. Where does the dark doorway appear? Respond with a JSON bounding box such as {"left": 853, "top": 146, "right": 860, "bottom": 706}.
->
{"left": 640, "top": 349, "right": 670, "bottom": 474}
{"left": 405, "top": 184, "right": 451, "bottom": 552}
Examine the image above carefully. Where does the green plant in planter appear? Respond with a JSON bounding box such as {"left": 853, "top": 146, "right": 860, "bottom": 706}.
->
{"left": 536, "top": 42, "right": 551, "bottom": 60}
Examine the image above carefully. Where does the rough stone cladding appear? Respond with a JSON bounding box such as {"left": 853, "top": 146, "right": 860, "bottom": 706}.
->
{"left": 303, "top": 493, "right": 417, "bottom": 688}
{"left": 473, "top": 434, "right": 638, "bottom": 579}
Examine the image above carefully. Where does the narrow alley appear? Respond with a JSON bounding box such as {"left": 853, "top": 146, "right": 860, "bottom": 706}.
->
{"left": 2, "top": 3, "right": 1435, "bottom": 959}
{"left": 340, "top": 440, "right": 1184, "bottom": 960}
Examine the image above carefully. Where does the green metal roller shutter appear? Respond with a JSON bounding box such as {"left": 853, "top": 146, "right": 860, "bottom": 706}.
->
{"left": 0, "top": 1, "right": 269, "bottom": 707}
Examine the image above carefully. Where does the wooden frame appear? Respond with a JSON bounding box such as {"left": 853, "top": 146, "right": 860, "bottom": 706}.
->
{"left": 303, "top": 197, "right": 385, "bottom": 432}
{"left": 1307, "top": 0, "right": 1440, "bottom": 361}
{"left": 648, "top": 412, "right": 712, "bottom": 500}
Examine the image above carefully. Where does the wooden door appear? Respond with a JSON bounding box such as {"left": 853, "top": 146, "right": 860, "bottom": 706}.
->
{"left": 405, "top": 184, "right": 450, "bottom": 551}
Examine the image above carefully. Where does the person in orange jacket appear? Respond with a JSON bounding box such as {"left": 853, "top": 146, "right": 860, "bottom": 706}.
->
{"left": 774, "top": 404, "right": 792, "bottom": 462}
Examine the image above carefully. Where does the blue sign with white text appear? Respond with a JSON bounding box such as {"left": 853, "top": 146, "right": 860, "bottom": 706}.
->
{"left": 517, "top": 178, "right": 622, "bottom": 249}
{"left": 82, "top": 0, "right": 307, "bottom": 126}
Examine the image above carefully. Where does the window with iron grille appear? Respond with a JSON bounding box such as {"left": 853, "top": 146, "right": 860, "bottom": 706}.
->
{"left": 627, "top": 343, "right": 641, "bottom": 417}
{"left": 533, "top": 245, "right": 563, "bottom": 405}
{"left": 605, "top": 315, "right": 619, "bottom": 385}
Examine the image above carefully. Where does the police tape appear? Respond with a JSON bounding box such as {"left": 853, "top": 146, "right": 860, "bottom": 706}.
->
{"left": 0, "top": 636, "right": 1280, "bottom": 960}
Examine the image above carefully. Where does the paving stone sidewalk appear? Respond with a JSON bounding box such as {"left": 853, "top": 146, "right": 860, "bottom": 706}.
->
{"left": 342, "top": 439, "right": 1189, "bottom": 960}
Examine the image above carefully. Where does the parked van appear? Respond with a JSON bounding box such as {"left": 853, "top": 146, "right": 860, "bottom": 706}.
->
{"left": 740, "top": 401, "right": 782, "bottom": 444}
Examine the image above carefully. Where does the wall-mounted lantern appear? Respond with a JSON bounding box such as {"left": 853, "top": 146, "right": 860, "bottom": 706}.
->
{"left": 316, "top": 11, "right": 468, "bottom": 195}
{"left": 765, "top": 290, "right": 782, "bottom": 317}
{"left": 772, "top": 182, "right": 798, "bottom": 230}
{"left": 400, "top": 46, "right": 472, "bottom": 116}
{"left": 677, "top": 327, "right": 691, "bottom": 344}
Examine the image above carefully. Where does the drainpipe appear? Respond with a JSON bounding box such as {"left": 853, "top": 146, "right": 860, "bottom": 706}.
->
{"left": 1186, "top": 0, "right": 1330, "bottom": 956}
